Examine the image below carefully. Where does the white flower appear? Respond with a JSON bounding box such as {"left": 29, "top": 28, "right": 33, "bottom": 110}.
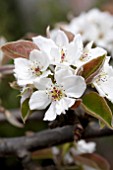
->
{"left": 61, "top": 8, "right": 113, "bottom": 56}
{"left": 29, "top": 69, "right": 86, "bottom": 121}
{"left": 14, "top": 49, "right": 51, "bottom": 86}
{"left": 33, "top": 30, "right": 79, "bottom": 65}
{"left": 64, "top": 139, "right": 96, "bottom": 165}
{"left": 92, "top": 56, "right": 113, "bottom": 103}
{"left": 74, "top": 140, "right": 96, "bottom": 155}
{"left": 70, "top": 34, "right": 107, "bottom": 68}
{"left": 33, "top": 30, "right": 106, "bottom": 67}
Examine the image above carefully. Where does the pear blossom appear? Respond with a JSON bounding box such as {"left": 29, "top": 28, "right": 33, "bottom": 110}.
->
{"left": 33, "top": 30, "right": 80, "bottom": 65}
{"left": 14, "top": 49, "right": 51, "bottom": 86}
{"left": 64, "top": 140, "right": 96, "bottom": 164}
{"left": 68, "top": 34, "right": 107, "bottom": 68}
{"left": 33, "top": 30, "right": 106, "bottom": 68}
{"left": 92, "top": 56, "right": 113, "bottom": 103}
{"left": 29, "top": 69, "right": 86, "bottom": 121}
{"left": 53, "top": 140, "right": 96, "bottom": 165}
{"left": 74, "top": 139, "right": 96, "bottom": 155}
{"left": 59, "top": 8, "right": 113, "bottom": 56}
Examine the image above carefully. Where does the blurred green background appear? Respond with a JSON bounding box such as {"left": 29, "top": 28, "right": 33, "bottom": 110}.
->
{"left": 0, "top": 0, "right": 109, "bottom": 41}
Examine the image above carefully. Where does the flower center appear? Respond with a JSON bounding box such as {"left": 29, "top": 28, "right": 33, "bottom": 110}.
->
{"left": 79, "top": 52, "right": 90, "bottom": 62}
{"left": 60, "top": 48, "right": 67, "bottom": 63}
{"left": 49, "top": 85, "right": 65, "bottom": 101}
{"left": 30, "top": 61, "right": 42, "bottom": 76}
{"left": 95, "top": 71, "right": 107, "bottom": 85}
{"left": 61, "top": 49, "right": 66, "bottom": 62}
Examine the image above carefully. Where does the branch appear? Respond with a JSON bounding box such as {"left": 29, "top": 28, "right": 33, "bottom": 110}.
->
{"left": 0, "top": 123, "right": 113, "bottom": 158}
{"left": 0, "top": 125, "right": 74, "bottom": 157}
{"left": 83, "top": 123, "right": 113, "bottom": 139}
{"left": 0, "top": 109, "right": 44, "bottom": 123}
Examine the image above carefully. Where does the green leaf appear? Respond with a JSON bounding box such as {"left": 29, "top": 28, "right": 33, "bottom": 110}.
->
{"left": 21, "top": 98, "right": 30, "bottom": 123}
{"left": 106, "top": 99, "right": 113, "bottom": 114}
{"left": 82, "top": 92, "right": 113, "bottom": 129}
{"left": 77, "top": 55, "right": 106, "bottom": 84}
{"left": 99, "top": 120, "right": 106, "bottom": 129}
{"left": 62, "top": 142, "right": 73, "bottom": 158}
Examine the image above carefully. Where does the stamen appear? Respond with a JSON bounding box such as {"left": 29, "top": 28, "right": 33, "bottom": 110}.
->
{"left": 95, "top": 71, "right": 107, "bottom": 85}
{"left": 79, "top": 53, "right": 90, "bottom": 61}
{"left": 60, "top": 48, "right": 67, "bottom": 62}
{"left": 48, "top": 85, "right": 65, "bottom": 101}
{"left": 30, "top": 61, "right": 42, "bottom": 76}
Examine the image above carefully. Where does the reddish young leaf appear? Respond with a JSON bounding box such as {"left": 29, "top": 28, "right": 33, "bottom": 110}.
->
{"left": 70, "top": 99, "right": 82, "bottom": 110}
{"left": 60, "top": 27, "right": 75, "bottom": 42}
{"left": 75, "top": 153, "right": 110, "bottom": 170}
{"left": 77, "top": 55, "right": 106, "bottom": 84}
{"left": 1, "top": 40, "right": 38, "bottom": 59}
{"left": 5, "top": 110, "right": 24, "bottom": 128}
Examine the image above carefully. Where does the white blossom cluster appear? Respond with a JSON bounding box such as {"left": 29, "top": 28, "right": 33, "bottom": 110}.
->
{"left": 51, "top": 8, "right": 113, "bottom": 56}
{"left": 64, "top": 140, "right": 96, "bottom": 164}
{"left": 14, "top": 29, "right": 113, "bottom": 121}
{"left": 52, "top": 139, "right": 96, "bottom": 169}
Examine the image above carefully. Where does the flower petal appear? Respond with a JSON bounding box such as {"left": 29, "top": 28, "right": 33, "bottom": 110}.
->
{"left": 54, "top": 30, "right": 69, "bottom": 47}
{"left": 89, "top": 47, "right": 107, "bottom": 59}
{"left": 55, "top": 66, "right": 73, "bottom": 84}
{"left": 29, "top": 90, "right": 51, "bottom": 110}
{"left": 43, "top": 102, "right": 56, "bottom": 121}
{"left": 34, "top": 77, "right": 53, "bottom": 90}
{"left": 55, "top": 97, "right": 76, "bottom": 115}
{"left": 67, "top": 34, "right": 83, "bottom": 65}
{"left": 32, "top": 36, "right": 56, "bottom": 59}
{"left": 62, "top": 75, "right": 86, "bottom": 98}
{"left": 14, "top": 58, "right": 34, "bottom": 85}
{"left": 93, "top": 78, "right": 113, "bottom": 103}
{"left": 30, "top": 49, "right": 50, "bottom": 71}
{"left": 50, "top": 47, "right": 61, "bottom": 64}
{"left": 84, "top": 41, "right": 93, "bottom": 51}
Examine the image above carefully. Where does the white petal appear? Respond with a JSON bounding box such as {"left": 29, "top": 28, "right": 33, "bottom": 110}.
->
{"left": 50, "top": 47, "right": 61, "bottom": 64}
{"left": 14, "top": 58, "right": 34, "bottom": 85}
{"left": 62, "top": 75, "right": 86, "bottom": 98}
{"left": 14, "top": 58, "right": 30, "bottom": 71}
{"left": 29, "top": 90, "right": 51, "bottom": 110}
{"left": 55, "top": 97, "right": 76, "bottom": 115}
{"left": 93, "top": 78, "right": 113, "bottom": 103}
{"left": 32, "top": 36, "right": 56, "bottom": 58}
{"left": 89, "top": 47, "right": 107, "bottom": 59}
{"left": 55, "top": 67, "right": 73, "bottom": 84}
{"left": 43, "top": 102, "right": 56, "bottom": 121}
{"left": 30, "top": 49, "right": 50, "bottom": 71}
{"left": 92, "top": 82, "right": 105, "bottom": 97}
{"left": 84, "top": 41, "right": 93, "bottom": 51}
{"left": 17, "top": 79, "right": 34, "bottom": 86}
{"left": 76, "top": 140, "right": 96, "bottom": 154}
{"left": 34, "top": 77, "right": 53, "bottom": 90}
{"left": 40, "top": 70, "right": 52, "bottom": 78}
{"left": 67, "top": 34, "right": 83, "bottom": 64}
{"left": 54, "top": 30, "right": 69, "bottom": 47}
